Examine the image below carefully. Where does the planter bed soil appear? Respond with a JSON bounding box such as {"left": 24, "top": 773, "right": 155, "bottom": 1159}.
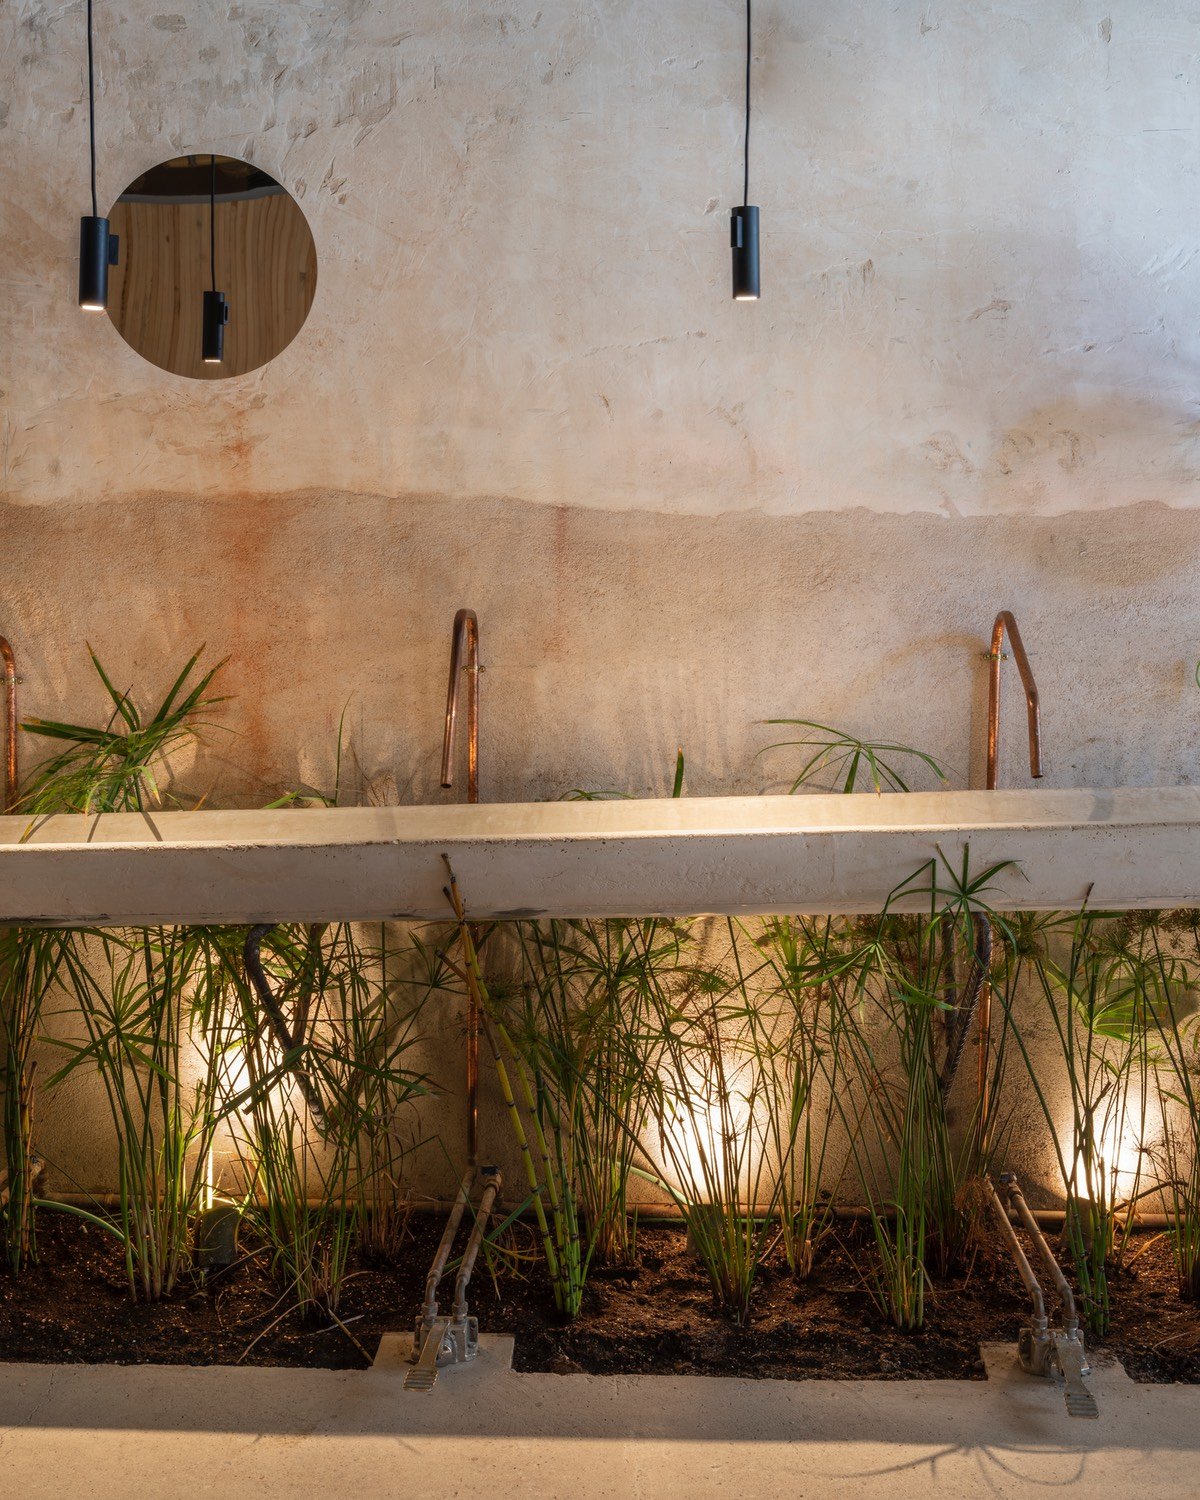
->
{"left": 1, "top": 1213, "right": 1197, "bottom": 1383}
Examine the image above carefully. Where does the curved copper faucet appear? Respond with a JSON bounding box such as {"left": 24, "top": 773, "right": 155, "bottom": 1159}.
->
{"left": 441, "top": 609, "right": 479, "bottom": 803}
{"left": 977, "top": 609, "right": 1044, "bottom": 1145}
{"left": 440, "top": 608, "right": 480, "bottom": 1164}
{"left": 987, "top": 610, "right": 1043, "bottom": 791}
{"left": 1, "top": 637, "right": 16, "bottom": 813}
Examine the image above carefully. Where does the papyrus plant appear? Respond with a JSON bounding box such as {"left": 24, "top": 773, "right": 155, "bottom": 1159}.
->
{"left": 21, "top": 649, "right": 230, "bottom": 1300}
{"left": 1007, "top": 908, "right": 1161, "bottom": 1337}
{"left": 212, "top": 920, "right": 431, "bottom": 1328}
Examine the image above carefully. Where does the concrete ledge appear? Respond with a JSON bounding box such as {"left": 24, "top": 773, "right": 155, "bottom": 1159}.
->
{"left": 0, "top": 1339, "right": 1196, "bottom": 1499}
{"left": 1, "top": 787, "right": 1198, "bottom": 925}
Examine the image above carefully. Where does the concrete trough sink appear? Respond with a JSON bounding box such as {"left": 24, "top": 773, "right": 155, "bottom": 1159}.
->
{"left": 1, "top": 787, "right": 1197, "bottom": 927}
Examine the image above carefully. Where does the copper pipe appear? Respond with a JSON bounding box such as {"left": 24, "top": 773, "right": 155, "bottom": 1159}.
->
{"left": 985, "top": 1174, "right": 1048, "bottom": 1336}
{"left": 986, "top": 610, "right": 1043, "bottom": 791}
{"left": 0, "top": 637, "right": 16, "bottom": 813}
{"left": 1002, "top": 1173, "right": 1080, "bottom": 1336}
{"left": 441, "top": 609, "right": 479, "bottom": 803}
{"left": 440, "top": 609, "right": 480, "bottom": 1164}
{"left": 978, "top": 610, "right": 1044, "bottom": 1147}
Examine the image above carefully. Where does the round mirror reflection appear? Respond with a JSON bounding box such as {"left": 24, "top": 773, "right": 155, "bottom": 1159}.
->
{"left": 108, "top": 154, "right": 317, "bottom": 380}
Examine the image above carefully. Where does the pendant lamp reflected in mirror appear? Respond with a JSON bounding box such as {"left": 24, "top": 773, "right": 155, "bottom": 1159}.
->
{"left": 202, "top": 155, "right": 230, "bottom": 364}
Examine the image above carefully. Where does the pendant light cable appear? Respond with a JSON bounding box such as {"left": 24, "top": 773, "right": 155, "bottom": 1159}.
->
{"left": 743, "top": 0, "right": 751, "bottom": 207}
{"left": 210, "top": 154, "right": 217, "bottom": 293}
{"left": 729, "top": 0, "right": 760, "bottom": 299}
{"left": 78, "top": 0, "right": 113, "bottom": 310}
{"left": 86, "top": 0, "right": 97, "bottom": 217}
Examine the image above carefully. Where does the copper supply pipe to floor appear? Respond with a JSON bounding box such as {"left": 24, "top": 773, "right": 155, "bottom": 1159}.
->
{"left": 978, "top": 609, "right": 1044, "bottom": 1145}
{"left": 1, "top": 637, "right": 16, "bottom": 813}
{"left": 441, "top": 608, "right": 480, "bottom": 1165}
{"left": 1002, "top": 1172, "right": 1080, "bottom": 1336}
{"left": 452, "top": 1167, "right": 501, "bottom": 1320}
{"left": 985, "top": 1174, "right": 1047, "bottom": 1339}
{"left": 420, "top": 1171, "right": 472, "bottom": 1326}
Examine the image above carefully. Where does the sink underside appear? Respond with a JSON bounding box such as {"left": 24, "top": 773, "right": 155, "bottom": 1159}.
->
{"left": 1, "top": 788, "right": 1196, "bottom": 927}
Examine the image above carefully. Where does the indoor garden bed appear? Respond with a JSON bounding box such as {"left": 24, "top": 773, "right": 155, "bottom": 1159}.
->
{"left": 3, "top": 1213, "right": 1198, "bottom": 1384}
{"left": 3, "top": 651, "right": 1200, "bottom": 1389}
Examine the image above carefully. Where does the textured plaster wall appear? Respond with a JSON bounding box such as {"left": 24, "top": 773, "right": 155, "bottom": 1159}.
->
{"left": 3, "top": 2, "right": 1200, "bottom": 1203}
{"left": 11, "top": 496, "right": 1200, "bottom": 1207}
{"left": 4, "top": 1, "right": 1200, "bottom": 515}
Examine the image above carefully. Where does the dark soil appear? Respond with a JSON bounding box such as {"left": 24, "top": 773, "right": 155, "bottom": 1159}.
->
{"left": 1, "top": 1211, "right": 1198, "bottom": 1382}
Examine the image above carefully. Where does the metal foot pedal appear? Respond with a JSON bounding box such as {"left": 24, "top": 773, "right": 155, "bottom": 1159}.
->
{"left": 1051, "top": 1331, "right": 1098, "bottom": 1419}
{"left": 404, "top": 1313, "right": 480, "bottom": 1393}
{"left": 404, "top": 1316, "right": 450, "bottom": 1392}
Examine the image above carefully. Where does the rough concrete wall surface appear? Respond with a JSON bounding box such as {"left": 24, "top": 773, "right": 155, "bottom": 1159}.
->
{"left": 3, "top": 2, "right": 1200, "bottom": 516}
{"left": 3, "top": 2, "right": 1199, "bottom": 1200}
{"left": 11, "top": 495, "right": 1198, "bottom": 1206}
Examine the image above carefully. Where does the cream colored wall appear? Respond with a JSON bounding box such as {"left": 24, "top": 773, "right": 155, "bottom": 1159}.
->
{"left": 3, "top": 2, "right": 1200, "bottom": 516}
{"left": 3, "top": 2, "right": 1200, "bottom": 1205}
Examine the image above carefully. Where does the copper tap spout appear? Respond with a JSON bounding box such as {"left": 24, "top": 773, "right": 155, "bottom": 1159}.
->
{"left": 440, "top": 609, "right": 480, "bottom": 1166}
{"left": 977, "top": 609, "right": 1044, "bottom": 1149}
{"left": 441, "top": 609, "right": 479, "bottom": 804}
{"left": 987, "top": 610, "right": 1043, "bottom": 791}
{"left": 1, "top": 637, "right": 16, "bottom": 813}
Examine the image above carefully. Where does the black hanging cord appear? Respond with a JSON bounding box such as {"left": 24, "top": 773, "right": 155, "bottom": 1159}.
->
{"left": 86, "top": 0, "right": 98, "bottom": 217}
{"left": 209, "top": 154, "right": 217, "bottom": 292}
{"left": 743, "top": 0, "right": 751, "bottom": 205}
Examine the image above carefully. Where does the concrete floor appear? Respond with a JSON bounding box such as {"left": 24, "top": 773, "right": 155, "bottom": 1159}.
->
{"left": 0, "top": 1337, "right": 1197, "bottom": 1498}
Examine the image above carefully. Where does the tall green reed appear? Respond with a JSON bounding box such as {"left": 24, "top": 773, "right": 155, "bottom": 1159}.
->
{"left": 48, "top": 925, "right": 240, "bottom": 1300}
{"left": 1008, "top": 908, "right": 1161, "bottom": 1336}
{"left": 829, "top": 857, "right": 1012, "bottom": 1328}
{"left": 751, "top": 916, "right": 849, "bottom": 1277}
{"left": 1151, "top": 911, "right": 1200, "bottom": 1299}
{"left": 19, "top": 649, "right": 228, "bottom": 1300}
{"left": 509, "top": 917, "right": 684, "bottom": 1269}
{"left": 628, "top": 918, "right": 835, "bottom": 1323}
{"left": 211, "top": 921, "right": 431, "bottom": 1323}
{"left": 443, "top": 867, "right": 588, "bottom": 1318}
{"left": 0, "top": 927, "right": 68, "bottom": 1271}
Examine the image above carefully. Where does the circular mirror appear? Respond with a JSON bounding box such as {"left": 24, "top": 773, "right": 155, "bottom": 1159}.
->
{"left": 107, "top": 154, "right": 317, "bottom": 380}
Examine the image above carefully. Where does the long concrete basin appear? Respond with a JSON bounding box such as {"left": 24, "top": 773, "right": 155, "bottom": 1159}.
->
{"left": 0, "top": 788, "right": 1196, "bottom": 926}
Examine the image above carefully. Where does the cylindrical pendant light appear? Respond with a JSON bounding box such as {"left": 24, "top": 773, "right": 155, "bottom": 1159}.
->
{"left": 78, "top": 0, "right": 117, "bottom": 311}
{"left": 201, "top": 154, "right": 229, "bottom": 364}
{"left": 203, "top": 291, "right": 229, "bottom": 364}
{"left": 730, "top": 0, "right": 760, "bottom": 301}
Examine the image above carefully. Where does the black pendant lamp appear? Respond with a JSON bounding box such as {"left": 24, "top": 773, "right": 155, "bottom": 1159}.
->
{"left": 202, "top": 154, "right": 229, "bottom": 364}
{"left": 78, "top": 0, "right": 118, "bottom": 310}
{"left": 731, "top": 0, "right": 760, "bottom": 301}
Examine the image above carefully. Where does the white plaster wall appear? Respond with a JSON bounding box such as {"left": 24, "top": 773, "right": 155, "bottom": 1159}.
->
{"left": 4, "top": 1, "right": 1200, "bottom": 515}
